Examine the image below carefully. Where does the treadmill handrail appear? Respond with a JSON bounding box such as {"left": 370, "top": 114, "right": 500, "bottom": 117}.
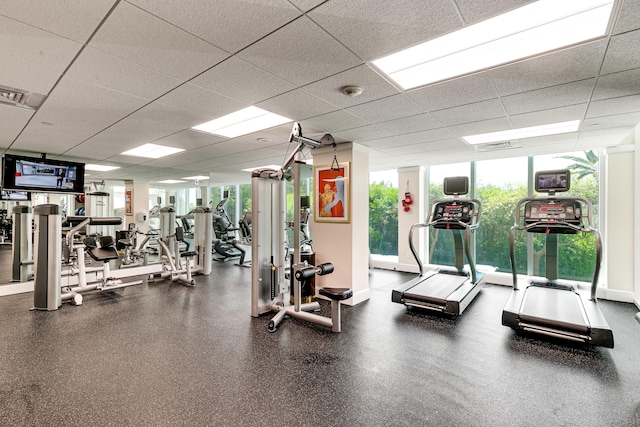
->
{"left": 409, "top": 197, "right": 481, "bottom": 283}
{"left": 509, "top": 195, "right": 601, "bottom": 300}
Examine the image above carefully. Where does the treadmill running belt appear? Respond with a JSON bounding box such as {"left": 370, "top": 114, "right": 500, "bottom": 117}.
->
{"left": 519, "top": 286, "right": 590, "bottom": 334}
{"left": 403, "top": 274, "right": 469, "bottom": 304}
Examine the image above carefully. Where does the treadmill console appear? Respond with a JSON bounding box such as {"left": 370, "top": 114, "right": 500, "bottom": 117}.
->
{"left": 432, "top": 201, "right": 475, "bottom": 229}
{"left": 524, "top": 199, "right": 582, "bottom": 233}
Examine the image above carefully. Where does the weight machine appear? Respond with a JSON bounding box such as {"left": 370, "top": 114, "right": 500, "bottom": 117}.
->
{"left": 251, "top": 122, "right": 352, "bottom": 333}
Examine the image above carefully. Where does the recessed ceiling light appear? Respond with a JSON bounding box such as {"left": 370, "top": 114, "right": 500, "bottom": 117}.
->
{"left": 85, "top": 164, "right": 120, "bottom": 172}
{"left": 372, "top": 0, "right": 615, "bottom": 89}
{"left": 463, "top": 120, "right": 580, "bottom": 145}
{"left": 158, "top": 179, "right": 186, "bottom": 184}
{"left": 182, "top": 175, "right": 210, "bottom": 180}
{"left": 192, "top": 106, "right": 292, "bottom": 138}
{"left": 242, "top": 164, "right": 282, "bottom": 172}
{"left": 121, "top": 143, "right": 185, "bottom": 159}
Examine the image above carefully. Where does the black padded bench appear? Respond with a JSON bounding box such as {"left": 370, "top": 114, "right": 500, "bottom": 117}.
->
{"left": 319, "top": 287, "right": 353, "bottom": 332}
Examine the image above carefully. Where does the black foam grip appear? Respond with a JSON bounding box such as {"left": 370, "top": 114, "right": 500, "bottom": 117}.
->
{"left": 295, "top": 266, "right": 316, "bottom": 281}
{"left": 316, "top": 263, "right": 334, "bottom": 276}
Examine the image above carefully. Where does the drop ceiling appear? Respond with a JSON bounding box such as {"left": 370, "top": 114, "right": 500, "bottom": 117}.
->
{"left": 1, "top": 0, "right": 639, "bottom": 186}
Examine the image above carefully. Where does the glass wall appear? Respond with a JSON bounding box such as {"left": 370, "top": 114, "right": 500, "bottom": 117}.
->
{"left": 371, "top": 150, "right": 601, "bottom": 283}
{"left": 369, "top": 170, "right": 399, "bottom": 256}
{"left": 475, "top": 157, "right": 529, "bottom": 274}
{"left": 428, "top": 162, "right": 470, "bottom": 266}
{"left": 532, "top": 151, "right": 599, "bottom": 282}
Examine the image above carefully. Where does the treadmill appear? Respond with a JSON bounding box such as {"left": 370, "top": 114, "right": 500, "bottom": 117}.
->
{"left": 501, "top": 169, "right": 614, "bottom": 348}
{"left": 392, "top": 176, "right": 485, "bottom": 315}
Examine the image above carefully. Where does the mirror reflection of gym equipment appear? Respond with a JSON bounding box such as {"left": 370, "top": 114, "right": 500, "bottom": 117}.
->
{"left": 251, "top": 122, "right": 352, "bottom": 333}
{"left": 392, "top": 176, "right": 486, "bottom": 315}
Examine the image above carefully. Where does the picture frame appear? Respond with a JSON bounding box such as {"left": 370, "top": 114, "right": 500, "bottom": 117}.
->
{"left": 125, "top": 189, "right": 133, "bottom": 216}
{"left": 314, "top": 162, "right": 350, "bottom": 223}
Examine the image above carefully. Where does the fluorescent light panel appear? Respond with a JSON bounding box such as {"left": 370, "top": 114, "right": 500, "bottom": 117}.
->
{"left": 463, "top": 120, "right": 580, "bottom": 145}
{"left": 192, "top": 106, "right": 292, "bottom": 138}
{"left": 85, "top": 164, "right": 120, "bottom": 172}
{"left": 372, "top": 0, "right": 614, "bottom": 89}
{"left": 182, "top": 175, "right": 210, "bottom": 180}
{"left": 120, "top": 143, "right": 184, "bottom": 159}
{"left": 158, "top": 180, "right": 185, "bottom": 184}
{"left": 242, "top": 164, "right": 282, "bottom": 172}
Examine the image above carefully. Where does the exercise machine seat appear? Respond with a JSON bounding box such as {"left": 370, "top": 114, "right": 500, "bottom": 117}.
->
{"left": 319, "top": 287, "right": 352, "bottom": 301}
{"left": 84, "top": 236, "right": 120, "bottom": 262}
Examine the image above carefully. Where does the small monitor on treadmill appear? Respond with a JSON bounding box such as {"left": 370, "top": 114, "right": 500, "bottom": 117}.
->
{"left": 535, "top": 169, "right": 570, "bottom": 193}
{"left": 443, "top": 176, "right": 469, "bottom": 195}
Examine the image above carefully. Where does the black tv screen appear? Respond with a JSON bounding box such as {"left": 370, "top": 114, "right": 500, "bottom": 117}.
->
{"left": 535, "top": 169, "right": 570, "bottom": 193}
{"left": 0, "top": 190, "right": 31, "bottom": 201}
{"left": 443, "top": 176, "right": 469, "bottom": 195}
{"left": 2, "top": 153, "right": 85, "bottom": 194}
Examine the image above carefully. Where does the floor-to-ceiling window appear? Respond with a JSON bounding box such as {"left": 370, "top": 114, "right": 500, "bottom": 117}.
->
{"left": 369, "top": 170, "right": 399, "bottom": 256}
{"left": 428, "top": 162, "right": 470, "bottom": 267}
{"left": 532, "top": 150, "right": 599, "bottom": 282}
{"left": 475, "top": 157, "right": 529, "bottom": 274}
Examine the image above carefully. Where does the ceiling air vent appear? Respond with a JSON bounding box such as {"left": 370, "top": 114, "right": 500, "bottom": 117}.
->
{"left": 475, "top": 141, "right": 521, "bottom": 152}
{"left": 0, "top": 85, "right": 46, "bottom": 110}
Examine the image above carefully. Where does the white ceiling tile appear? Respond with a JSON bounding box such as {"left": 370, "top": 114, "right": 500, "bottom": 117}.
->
{"left": 303, "top": 65, "right": 401, "bottom": 108}
{"left": 448, "top": 117, "right": 513, "bottom": 138}
{"left": 376, "top": 113, "right": 442, "bottom": 135}
{"left": 601, "top": 29, "right": 640, "bottom": 75}
{"left": 0, "top": 106, "right": 33, "bottom": 148}
{"left": 89, "top": 2, "right": 229, "bottom": 81}
{"left": 288, "top": 0, "right": 325, "bottom": 11}
{"left": 501, "top": 79, "right": 595, "bottom": 116}
{"left": 128, "top": 0, "right": 301, "bottom": 53}
{"left": 333, "top": 125, "right": 393, "bottom": 143}
{"left": 0, "top": 0, "right": 116, "bottom": 42}
{"left": 362, "top": 127, "right": 456, "bottom": 149}
{"left": 454, "top": 0, "right": 536, "bottom": 24}
{"left": 431, "top": 99, "right": 506, "bottom": 126}
{"left": 613, "top": 0, "right": 640, "bottom": 34}
{"left": 0, "top": 62, "right": 60, "bottom": 97}
{"left": 586, "top": 93, "right": 640, "bottom": 118}
{"left": 189, "top": 57, "right": 295, "bottom": 105}
{"left": 407, "top": 72, "right": 499, "bottom": 112}
{"left": 582, "top": 111, "right": 640, "bottom": 131}
{"left": 11, "top": 77, "right": 149, "bottom": 155}
{"left": 237, "top": 16, "right": 362, "bottom": 86}
{"left": 509, "top": 104, "right": 588, "bottom": 129}
{"left": 153, "top": 130, "right": 226, "bottom": 151}
{"left": 346, "top": 94, "right": 424, "bottom": 123}
{"left": 157, "top": 84, "right": 247, "bottom": 122}
{"left": 257, "top": 88, "right": 339, "bottom": 122}
{"left": 300, "top": 111, "right": 371, "bottom": 133}
{"left": 593, "top": 68, "right": 640, "bottom": 101}
{"left": 490, "top": 41, "right": 607, "bottom": 96}
{"left": 0, "top": 15, "right": 83, "bottom": 77}
{"left": 577, "top": 127, "right": 635, "bottom": 148}
{"left": 309, "top": 0, "right": 461, "bottom": 60}
{"left": 65, "top": 47, "right": 182, "bottom": 100}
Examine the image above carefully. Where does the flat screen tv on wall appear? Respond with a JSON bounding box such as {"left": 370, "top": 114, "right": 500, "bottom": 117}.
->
{"left": 2, "top": 153, "right": 85, "bottom": 194}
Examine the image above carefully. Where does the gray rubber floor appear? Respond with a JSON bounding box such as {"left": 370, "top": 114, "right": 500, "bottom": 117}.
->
{"left": 0, "top": 266, "right": 639, "bottom": 426}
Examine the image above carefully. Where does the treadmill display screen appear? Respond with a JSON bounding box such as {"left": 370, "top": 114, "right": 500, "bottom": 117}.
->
{"left": 524, "top": 199, "right": 582, "bottom": 233}
{"left": 432, "top": 201, "right": 474, "bottom": 229}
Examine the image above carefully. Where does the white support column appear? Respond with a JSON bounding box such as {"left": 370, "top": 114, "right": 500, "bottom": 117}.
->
{"left": 125, "top": 180, "right": 150, "bottom": 234}
{"left": 311, "top": 142, "right": 370, "bottom": 305}
{"left": 603, "top": 141, "right": 636, "bottom": 303}
{"left": 397, "top": 167, "right": 425, "bottom": 272}
{"left": 635, "top": 124, "right": 640, "bottom": 308}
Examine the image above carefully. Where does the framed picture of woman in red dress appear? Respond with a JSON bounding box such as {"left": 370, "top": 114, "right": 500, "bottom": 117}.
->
{"left": 314, "top": 162, "right": 350, "bottom": 223}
